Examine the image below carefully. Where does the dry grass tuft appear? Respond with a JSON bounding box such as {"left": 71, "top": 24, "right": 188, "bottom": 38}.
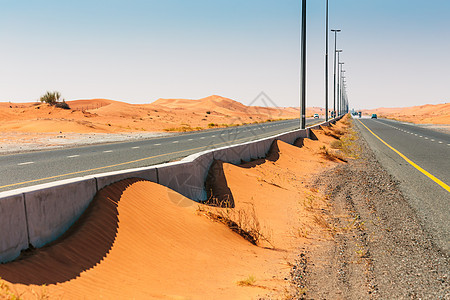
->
{"left": 236, "top": 275, "right": 256, "bottom": 286}
{"left": 197, "top": 202, "right": 273, "bottom": 247}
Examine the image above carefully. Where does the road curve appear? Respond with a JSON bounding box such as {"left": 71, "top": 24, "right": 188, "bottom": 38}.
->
{"left": 354, "top": 117, "right": 449, "bottom": 253}
{"left": 1, "top": 118, "right": 323, "bottom": 192}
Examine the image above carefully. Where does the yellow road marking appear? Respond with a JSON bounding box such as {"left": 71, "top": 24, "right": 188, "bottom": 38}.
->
{"left": 0, "top": 130, "right": 286, "bottom": 190}
{"left": 358, "top": 119, "right": 450, "bottom": 193}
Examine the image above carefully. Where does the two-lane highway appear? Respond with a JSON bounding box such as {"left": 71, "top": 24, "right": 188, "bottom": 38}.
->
{"left": 1, "top": 118, "right": 322, "bottom": 192}
{"left": 355, "top": 117, "right": 449, "bottom": 253}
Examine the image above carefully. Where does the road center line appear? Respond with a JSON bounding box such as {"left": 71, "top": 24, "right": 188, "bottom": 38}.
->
{"left": 18, "top": 161, "right": 34, "bottom": 166}
{"left": 154, "top": 143, "right": 161, "bottom": 146}
{"left": 103, "top": 150, "right": 113, "bottom": 153}
{"left": 132, "top": 146, "right": 140, "bottom": 149}
{"left": 358, "top": 120, "right": 450, "bottom": 193}
{"left": 67, "top": 155, "right": 80, "bottom": 158}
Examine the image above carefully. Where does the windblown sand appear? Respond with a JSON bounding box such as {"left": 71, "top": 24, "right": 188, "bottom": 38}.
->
{"left": 364, "top": 102, "right": 450, "bottom": 125}
{"left": 0, "top": 119, "right": 351, "bottom": 299}
{"left": 0, "top": 95, "right": 326, "bottom": 153}
{"left": 0, "top": 95, "right": 325, "bottom": 134}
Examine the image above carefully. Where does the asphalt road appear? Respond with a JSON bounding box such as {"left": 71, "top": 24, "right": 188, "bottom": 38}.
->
{"left": 0, "top": 118, "right": 323, "bottom": 192}
{"left": 354, "top": 117, "right": 450, "bottom": 253}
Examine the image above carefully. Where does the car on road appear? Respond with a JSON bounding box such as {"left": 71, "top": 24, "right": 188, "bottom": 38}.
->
{"left": 371, "top": 114, "right": 377, "bottom": 119}
{"left": 313, "top": 113, "right": 319, "bottom": 119}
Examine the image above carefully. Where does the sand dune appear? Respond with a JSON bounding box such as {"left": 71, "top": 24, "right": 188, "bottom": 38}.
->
{"left": 0, "top": 119, "right": 351, "bottom": 299}
{"left": 0, "top": 95, "right": 302, "bottom": 135}
{"left": 364, "top": 103, "right": 450, "bottom": 124}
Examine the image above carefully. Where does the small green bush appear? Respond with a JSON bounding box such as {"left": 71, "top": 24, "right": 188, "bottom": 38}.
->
{"left": 40, "top": 91, "right": 69, "bottom": 109}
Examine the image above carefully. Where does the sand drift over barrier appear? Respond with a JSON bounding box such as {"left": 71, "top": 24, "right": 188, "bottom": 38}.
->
{"left": 0, "top": 118, "right": 340, "bottom": 264}
{"left": 0, "top": 118, "right": 352, "bottom": 299}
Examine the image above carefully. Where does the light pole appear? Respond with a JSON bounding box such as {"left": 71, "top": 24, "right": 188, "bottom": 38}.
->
{"left": 331, "top": 29, "right": 341, "bottom": 118}
{"left": 338, "top": 62, "right": 344, "bottom": 115}
{"left": 300, "top": 0, "right": 307, "bottom": 129}
{"left": 340, "top": 70, "right": 346, "bottom": 116}
{"left": 336, "top": 49, "right": 343, "bottom": 116}
{"left": 325, "top": 0, "right": 329, "bottom": 121}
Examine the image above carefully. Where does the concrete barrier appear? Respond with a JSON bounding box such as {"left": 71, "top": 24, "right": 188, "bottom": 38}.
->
{"left": 24, "top": 177, "right": 97, "bottom": 248}
{"left": 94, "top": 166, "right": 158, "bottom": 191}
{"left": 213, "top": 143, "right": 251, "bottom": 165}
{"left": 157, "top": 151, "right": 214, "bottom": 202}
{"left": 0, "top": 193, "right": 28, "bottom": 263}
{"left": 0, "top": 118, "right": 342, "bottom": 261}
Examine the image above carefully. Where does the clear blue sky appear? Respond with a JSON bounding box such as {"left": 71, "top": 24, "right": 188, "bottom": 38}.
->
{"left": 1, "top": 0, "right": 449, "bottom": 109}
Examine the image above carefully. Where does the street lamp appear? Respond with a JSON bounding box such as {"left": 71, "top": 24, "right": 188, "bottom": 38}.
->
{"left": 325, "top": 0, "right": 329, "bottom": 121}
{"left": 331, "top": 29, "right": 341, "bottom": 118}
{"left": 300, "top": 0, "right": 307, "bottom": 129}
{"left": 338, "top": 62, "right": 344, "bottom": 116}
{"left": 340, "top": 70, "right": 346, "bottom": 116}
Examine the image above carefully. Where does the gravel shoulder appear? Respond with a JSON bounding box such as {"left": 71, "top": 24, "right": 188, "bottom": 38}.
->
{"left": 290, "top": 119, "right": 449, "bottom": 299}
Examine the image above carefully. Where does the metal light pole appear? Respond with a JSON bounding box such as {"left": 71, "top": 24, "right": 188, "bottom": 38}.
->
{"left": 300, "top": 0, "right": 307, "bottom": 129}
{"left": 325, "top": 0, "right": 329, "bottom": 121}
{"left": 340, "top": 70, "right": 346, "bottom": 116}
{"left": 336, "top": 50, "right": 343, "bottom": 116}
{"left": 331, "top": 29, "right": 341, "bottom": 118}
{"left": 338, "top": 62, "right": 344, "bottom": 115}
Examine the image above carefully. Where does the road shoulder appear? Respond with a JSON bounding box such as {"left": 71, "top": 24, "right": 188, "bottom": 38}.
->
{"left": 292, "top": 119, "right": 449, "bottom": 298}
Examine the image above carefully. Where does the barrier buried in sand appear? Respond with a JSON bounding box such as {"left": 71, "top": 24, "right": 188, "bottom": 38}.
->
{"left": 0, "top": 118, "right": 341, "bottom": 265}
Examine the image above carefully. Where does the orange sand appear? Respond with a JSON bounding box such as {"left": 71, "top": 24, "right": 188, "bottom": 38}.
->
{"left": 0, "top": 119, "right": 351, "bottom": 299}
{"left": 0, "top": 96, "right": 326, "bottom": 135}
{"left": 363, "top": 103, "right": 450, "bottom": 124}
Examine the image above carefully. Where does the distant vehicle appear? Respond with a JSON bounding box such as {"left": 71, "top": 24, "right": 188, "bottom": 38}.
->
{"left": 313, "top": 113, "right": 319, "bottom": 119}
{"left": 358, "top": 112, "right": 362, "bottom": 118}
{"left": 371, "top": 114, "right": 377, "bottom": 119}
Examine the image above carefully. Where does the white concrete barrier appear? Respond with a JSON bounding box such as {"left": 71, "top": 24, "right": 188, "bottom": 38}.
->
{"left": 0, "top": 118, "right": 341, "bottom": 261}
{"left": 94, "top": 166, "right": 158, "bottom": 191}
{"left": 0, "top": 193, "right": 28, "bottom": 263}
{"left": 213, "top": 143, "right": 251, "bottom": 165}
{"left": 24, "top": 177, "right": 97, "bottom": 248}
{"left": 157, "top": 151, "right": 214, "bottom": 202}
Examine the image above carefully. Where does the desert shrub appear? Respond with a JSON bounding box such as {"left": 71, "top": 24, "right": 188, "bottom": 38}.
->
{"left": 55, "top": 100, "right": 70, "bottom": 109}
{"left": 39, "top": 91, "right": 69, "bottom": 109}
{"left": 237, "top": 275, "right": 256, "bottom": 286}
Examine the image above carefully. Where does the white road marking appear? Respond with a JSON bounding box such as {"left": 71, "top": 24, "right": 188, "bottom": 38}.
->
{"left": 67, "top": 155, "right": 80, "bottom": 158}
{"left": 188, "top": 139, "right": 193, "bottom": 141}
{"left": 103, "top": 150, "right": 113, "bottom": 153}
{"left": 200, "top": 137, "right": 205, "bottom": 139}
{"left": 18, "top": 161, "right": 34, "bottom": 166}
{"left": 425, "top": 137, "right": 429, "bottom": 139}
{"left": 431, "top": 139, "right": 435, "bottom": 142}
{"left": 132, "top": 146, "right": 140, "bottom": 149}
{"left": 211, "top": 135, "right": 216, "bottom": 137}
{"left": 419, "top": 135, "right": 423, "bottom": 138}
{"left": 172, "top": 141, "right": 179, "bottom": 143}
{"left": 154, "top": 143, "right": 161, "bottom": 146}
{"left": 438, "top": 141, "right": 443, "bottom": 144}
